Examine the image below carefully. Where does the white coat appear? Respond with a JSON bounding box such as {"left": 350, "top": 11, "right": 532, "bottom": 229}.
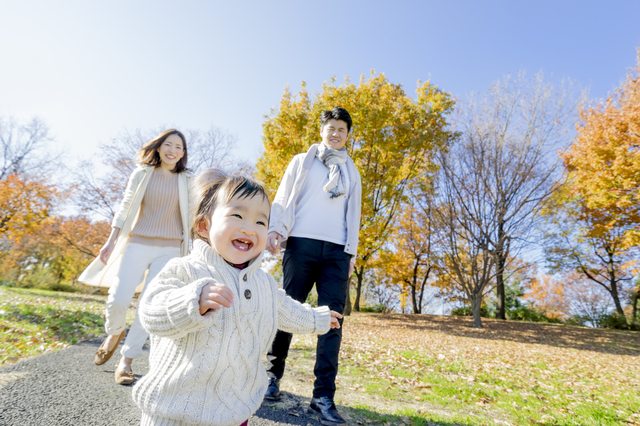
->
{"left": 78, "top": 165, "right": 194, "bottom": 288}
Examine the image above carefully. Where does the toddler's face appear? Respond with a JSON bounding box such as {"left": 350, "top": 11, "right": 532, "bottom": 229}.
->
{"left": 202, "top": 193, "right": 270, "bottom": 264}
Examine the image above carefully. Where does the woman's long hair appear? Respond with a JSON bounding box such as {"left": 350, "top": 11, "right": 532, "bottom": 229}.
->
{"left": 135, "top": 129, "right": 188, "bottom": 173}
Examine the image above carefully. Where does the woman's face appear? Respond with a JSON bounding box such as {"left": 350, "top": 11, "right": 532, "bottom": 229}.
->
{"left": 157, "top": 134, "right": 185, "bottom": 166}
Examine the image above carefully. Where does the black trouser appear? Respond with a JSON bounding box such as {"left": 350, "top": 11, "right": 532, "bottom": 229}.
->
{"left": 265, "top": 237, "right": 351, "bottom": 399}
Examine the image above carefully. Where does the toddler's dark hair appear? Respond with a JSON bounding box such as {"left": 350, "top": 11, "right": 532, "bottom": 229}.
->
{"left": 191, "top": 169, "right": 270, "bottom": 244}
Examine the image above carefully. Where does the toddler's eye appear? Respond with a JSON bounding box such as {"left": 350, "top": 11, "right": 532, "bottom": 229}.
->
{"left": 257, "top": 221, "right": 266, "bottom": 227}
{"left": 232, "top": 214, "right": 242, "bottom": 219}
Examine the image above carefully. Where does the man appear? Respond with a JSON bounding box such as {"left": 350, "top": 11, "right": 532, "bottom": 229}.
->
{"left": 265, "top": 107, "right": 362, "bottom": 425}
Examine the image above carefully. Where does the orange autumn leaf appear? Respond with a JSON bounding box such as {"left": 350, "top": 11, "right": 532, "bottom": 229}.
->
{"left": 0, "top": 174, "right": 58, "bottom": 243}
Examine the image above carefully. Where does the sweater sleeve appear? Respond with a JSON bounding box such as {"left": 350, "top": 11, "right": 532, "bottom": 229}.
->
{"left": 138, "top": 259, "right": 219, "bottom": 339}
{"left": 112, "top": 168, "right": 144, "bottom": 229}
{"left": 274, "top": 283, "right": 331, "bottom": 335}
{"left": 268, "top": 155, "right": 301, "bottom": 238}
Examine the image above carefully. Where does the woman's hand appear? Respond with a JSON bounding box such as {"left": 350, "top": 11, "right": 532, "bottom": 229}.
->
{"left": 98, "top": 227, "right": 120, "bottom": 264}
{"left": 99, "top": 241, "right": 116, "bottom": 264}
{"left": 199, "top": 281, "right": 235, "bottom": 315}
{"left": 329, "top": 310, "right": 343, "bottom": 329}
{"left": 266, "top": 231, "right": 282, "bottom": 255}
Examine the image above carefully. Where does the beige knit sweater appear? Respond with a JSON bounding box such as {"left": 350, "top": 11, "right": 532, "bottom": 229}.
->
{"left": 133, "top": 240, "right": 331, "bottom": 426}
{"left": 129, "top": 170, "right": 182, "bottom": 247}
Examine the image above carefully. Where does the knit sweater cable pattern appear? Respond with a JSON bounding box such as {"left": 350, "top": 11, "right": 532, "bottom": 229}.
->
{"left": 133, "top": 240, "right": 331, "bottom": 426}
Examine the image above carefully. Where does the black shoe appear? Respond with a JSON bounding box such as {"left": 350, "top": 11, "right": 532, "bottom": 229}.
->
{"left": 308, "top": 396, "right": 345, "bottom": 425}
{"left": 264, "top": 377, "right": 281, "bottom": 401}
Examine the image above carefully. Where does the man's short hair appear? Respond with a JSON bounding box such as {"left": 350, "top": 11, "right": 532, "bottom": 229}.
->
{"left": 320, "top": 107, "right": 353, "bottom": 133}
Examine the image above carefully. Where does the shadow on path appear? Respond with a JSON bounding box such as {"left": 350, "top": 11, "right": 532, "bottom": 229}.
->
{"left": 256, "top": 391, "right": 472, "bottom": 426}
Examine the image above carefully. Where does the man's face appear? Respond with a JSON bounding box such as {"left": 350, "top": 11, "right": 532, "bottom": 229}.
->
{"left": 320, "top": 119, "right": 349, "bottom": 150}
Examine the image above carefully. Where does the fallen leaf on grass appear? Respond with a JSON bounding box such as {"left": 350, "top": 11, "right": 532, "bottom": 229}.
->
{"left": 416, "top": 384, "right": 433, "bottom": 389}
{"left": 476, "top": 398, "right": 490, "bottom": 406}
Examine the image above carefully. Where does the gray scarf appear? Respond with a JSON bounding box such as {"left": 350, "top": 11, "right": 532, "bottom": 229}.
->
{"left": 316, "top": 143, "right": 349, "bottom": 199}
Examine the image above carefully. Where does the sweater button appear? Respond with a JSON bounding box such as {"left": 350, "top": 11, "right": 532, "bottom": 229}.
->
{"left": 244, "top": 289, "right": 252, "bottom": 299}
{"left": 243, "top": 274, "right": 248, "bottom": 282}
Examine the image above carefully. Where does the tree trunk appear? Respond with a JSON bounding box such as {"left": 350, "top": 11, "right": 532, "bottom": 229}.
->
{"left": 495, "top": 223, "right": 507, "bottom": 320}
{"left": 470, "top": 294, "right": 483, "bottom": 328}
{"left": 410, "top": 262, "right": 420, "bottom": 314}
{"left": 417, "top": 266, "right": 431, "bottom": 315}
{"left": 495, "top": 254, "right": 506, "bottom": 320}
{"left": 606, "top": 253, "right": 627, "bottom": 323}
{"left": 353, "top": 267, "right": 363, "bottom": 312}
{"left": 631, "top": 289, "right": 638, "bottom": 322}
{"left": 344, "top": 278, "right": 352, "bottom": 316}
{"left": 411, "top": 281, "right": 420, "bottom": 314}
{"left": 609, "top": 279, "right": 627, "bottom": 319}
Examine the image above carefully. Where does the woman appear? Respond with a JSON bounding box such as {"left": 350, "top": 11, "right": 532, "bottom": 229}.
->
{"left": 79, "top": 129, "right": 193, "bottom": 385}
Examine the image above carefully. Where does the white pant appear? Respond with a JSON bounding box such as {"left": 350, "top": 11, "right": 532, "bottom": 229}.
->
{"left": 105, "top": 243, "right": 180, "bottom": 359}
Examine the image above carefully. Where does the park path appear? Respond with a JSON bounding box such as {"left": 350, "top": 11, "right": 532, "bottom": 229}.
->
{"left": 0, "top": 336, "right": 322, "bottom": 426}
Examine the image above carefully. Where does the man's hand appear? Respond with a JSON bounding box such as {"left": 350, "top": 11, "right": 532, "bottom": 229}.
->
{"left": 266, "top": 231, "right": 282, "bottom": 255}
{"left": 199, "top": 282, "right": 234, "bottom": 315}
{"left": 348, "top": 262, "right": 355, "bottom": 277}
{"left": 329, "top": 310, "right": 343, "bottom": 329}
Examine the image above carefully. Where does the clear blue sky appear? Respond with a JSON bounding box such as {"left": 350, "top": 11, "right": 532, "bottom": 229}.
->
{"left": 1, "top": 1, "right": 639, "bottom": 165}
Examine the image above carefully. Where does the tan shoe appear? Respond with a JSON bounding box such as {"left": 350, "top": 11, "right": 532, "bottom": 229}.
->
{"left": 93, "top": 329, "right": 127, "bottom": 366}
{"left": 114, "top": 366, "right": 135, "bottom": 385}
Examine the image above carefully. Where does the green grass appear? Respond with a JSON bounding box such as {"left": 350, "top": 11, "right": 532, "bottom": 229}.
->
{"left": 288, "top": 314, "right": 640, "bottom": 426}
{"left": 0, "top": 286, "right": 134, "bottom": 365}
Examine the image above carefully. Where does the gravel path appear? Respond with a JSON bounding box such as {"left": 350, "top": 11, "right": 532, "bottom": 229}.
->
{"left": 0, "top": 336, "right": 326, "bottom": 426}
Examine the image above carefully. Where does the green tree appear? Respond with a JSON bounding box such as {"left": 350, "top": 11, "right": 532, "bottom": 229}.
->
{"left": 257, "top": 73, "right": 456, "bottom": 311}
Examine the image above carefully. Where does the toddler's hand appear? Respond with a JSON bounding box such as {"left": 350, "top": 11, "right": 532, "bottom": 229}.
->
{"left": 329, "top": 310, "right": 343, "bottom": 329}
{"left": 199, "top": 281, "right": 234, "bottom": 315}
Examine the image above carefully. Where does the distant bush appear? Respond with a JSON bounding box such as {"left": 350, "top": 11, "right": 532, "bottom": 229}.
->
{"left": 506, "top": 306, "right": 563, "bottom": 324}
{"left": 598, "top": 312, "right": 630, "bottom": 330}
{"left": 451, "top": 305, "right": 491, "bottom": 318}
{"left": 564, "top": 315, "right": 589, "bottom": 327}
{"left": 0, "top": 272, "right": 83, "bottom": 294}
{"left": 40, "top": 282, "right": 81, "bottom": 293}
{"left": 359, "top": 304, "right": 386, "bottom": 313}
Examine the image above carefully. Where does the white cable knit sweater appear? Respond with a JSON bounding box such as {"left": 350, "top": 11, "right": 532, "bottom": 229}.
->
{"left": 132, "top": 240, "right": 331, "bottom": 426}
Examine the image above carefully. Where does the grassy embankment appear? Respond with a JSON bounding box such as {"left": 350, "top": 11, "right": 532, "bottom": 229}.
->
{"left": 1, "top": 286, "right": 639, "bottom": 426}
{"left": 280, "top": 313, "right": 640, "bottom": 426}
{"left": 0, "top": 286, "right": 134, "bottom": 364}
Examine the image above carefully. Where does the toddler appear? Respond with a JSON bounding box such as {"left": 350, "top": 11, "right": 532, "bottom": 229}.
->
{"left": 132, "top": 169, "right": 341, "bottom": 426}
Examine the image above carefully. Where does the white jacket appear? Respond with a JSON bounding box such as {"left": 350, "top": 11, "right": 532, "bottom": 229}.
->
{"left": 133, "top": 240, "right": 331, "bottom": 426}
{"left": 78, "top": 165, "right": 194, "bottom": 288}
{"left": 269, "top": 144, "right": 362, "bottom": 260}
